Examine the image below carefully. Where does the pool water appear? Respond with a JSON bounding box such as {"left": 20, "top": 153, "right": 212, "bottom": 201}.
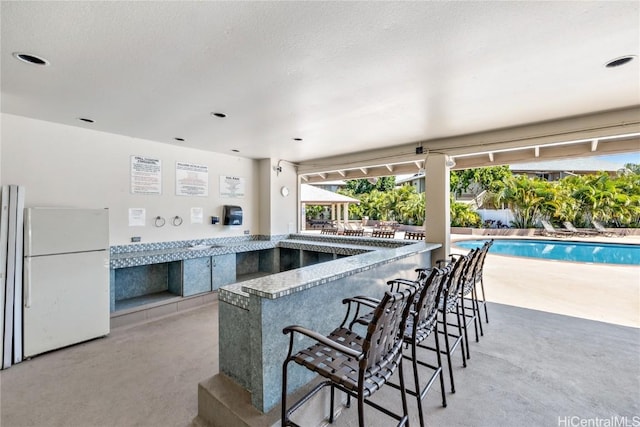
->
{"left": 454, "top": 239, "right": 640, "bottom": 265}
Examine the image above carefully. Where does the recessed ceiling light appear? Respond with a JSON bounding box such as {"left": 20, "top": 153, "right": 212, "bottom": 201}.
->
{"left": 293, "top": 138, "right": 303, "bottom": 141}
{"left": 231, "top": 149, "right": 239, "bottom": 153}
{"left": 605, "top": 56, "right": 635, "bottom": 68}
{"left": 78, "top": 117, "right": 95, "bottom": 123}
{"left": 174, "top": 137, "right": 185, "bottom": 142}
{"left": 211, "top": 112, "right": 227, "bottom": 118}
{"left": 13, "top": 52, "right": 49, "bottom": 66}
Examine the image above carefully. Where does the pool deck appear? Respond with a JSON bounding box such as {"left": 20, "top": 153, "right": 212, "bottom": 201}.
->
{"left": 300, "top": 229, "right": 639, "bottom": 328}
{"left": 451, "top": 233, "right": 640, "bottom": 328}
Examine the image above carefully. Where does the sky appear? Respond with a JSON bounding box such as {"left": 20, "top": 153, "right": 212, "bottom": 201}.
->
{"left": 513, "top": 152, "right": 640, "bottom": 171}
{"left": 594, "top": 152, "right": 640, "bottom": 167}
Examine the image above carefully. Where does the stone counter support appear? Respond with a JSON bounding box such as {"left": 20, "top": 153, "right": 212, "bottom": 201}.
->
{"left": 216, "top": 243, "right": 437, "bottom": 416}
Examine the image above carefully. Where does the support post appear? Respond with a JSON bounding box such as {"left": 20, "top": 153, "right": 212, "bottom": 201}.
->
{"left": 425, "top": 153, "right": 450, "bottom": 263}
{"left": 343, "top": 203, "right": 349, "bottom": 228}
{"left": 301, "top": 202, "right": 307, "bottom": 230}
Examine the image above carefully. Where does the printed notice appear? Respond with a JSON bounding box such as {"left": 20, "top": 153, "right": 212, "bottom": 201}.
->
{"left": 176, "top": 162, "right": 209, "bottom": 196}
{"left": 191, "top": 207, "right": 203, "bottom": 224}
{"left": 131, "top": 156, "right": 162, "bottom": 195}
{"left": 220, "top": 175, "right": 245, "bottom": 198}
{"left": 128, "top": 208, "right": 146, "bottom": 227}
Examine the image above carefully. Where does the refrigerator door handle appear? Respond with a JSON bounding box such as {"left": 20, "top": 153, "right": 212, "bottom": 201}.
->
{"left": 24, "top": 257, "right": 32, "bottom": 308}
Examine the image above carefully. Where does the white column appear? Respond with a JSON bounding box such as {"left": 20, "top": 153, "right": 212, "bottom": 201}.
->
{"left": 343, "top": 203, "right": 349, "bottom": 227}
{"left": 425, "top": 153, "right": 450, "bottom": 264}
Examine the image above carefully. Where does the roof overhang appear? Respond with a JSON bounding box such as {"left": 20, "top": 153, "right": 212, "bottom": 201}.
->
{"left": 297, "top": 106, "right": 640, "bottom": 183}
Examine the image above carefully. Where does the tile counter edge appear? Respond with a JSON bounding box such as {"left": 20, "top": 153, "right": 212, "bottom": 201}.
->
{"left": 218, "top": 241, "right": 441, "bottom": 308}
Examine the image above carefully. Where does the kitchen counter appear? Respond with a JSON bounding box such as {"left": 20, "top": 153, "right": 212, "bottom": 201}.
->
{"left": 110, "top": 239, "right": 278, "bottom": 269}
{"left": 109, "top": 234, "right": 421, "bottom": 314}
{"left": 109, "top": 233, "right": 413, "bottom": 269}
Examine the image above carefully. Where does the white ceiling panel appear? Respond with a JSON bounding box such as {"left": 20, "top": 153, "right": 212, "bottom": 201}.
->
{"left": 2, "top": 1, "right": 638, "bottom": 162}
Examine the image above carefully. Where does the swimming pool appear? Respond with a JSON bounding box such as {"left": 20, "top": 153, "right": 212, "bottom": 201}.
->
{"left": 454, "top": 239, "right": 640, "bottom": 265}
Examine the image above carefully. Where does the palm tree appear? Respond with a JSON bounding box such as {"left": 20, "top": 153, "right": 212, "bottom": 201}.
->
{"left": 493, "top": 175, "right": 549, "bottom": 228}
{"left": 398, "top": 191, "right": 426, "bottom": 225}
{"left": 450, "top": 199, "right": 482, "bottom": 227}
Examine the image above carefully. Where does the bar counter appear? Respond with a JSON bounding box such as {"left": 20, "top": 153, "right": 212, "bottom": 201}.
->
{"left": 216, "top": 237, "right": 441, "bottom": 415}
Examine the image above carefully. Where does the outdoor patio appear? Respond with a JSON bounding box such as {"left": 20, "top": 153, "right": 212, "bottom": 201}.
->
{"left": 1, "top": 237, "right": 638, "bottom": 427}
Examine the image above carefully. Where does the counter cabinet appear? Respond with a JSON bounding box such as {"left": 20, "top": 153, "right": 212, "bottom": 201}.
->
{"left": 111, "top": 254, "right": 238, "bottom": 312}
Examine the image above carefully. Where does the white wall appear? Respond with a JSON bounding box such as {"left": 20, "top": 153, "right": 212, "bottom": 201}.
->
{"left": 477, "top": 208, "right": 514, "bottom": 227}
{"left": 270, "top": 160, "right": 298, "bottom": 235}
{"left": 0, "top": 117, "right": 2, "bottom": 183}
{"left": 1, "top": 114, "right": 261, "bottom": 245}
{"left": 258, "top": 160, "right": 272, "bottom": 235}
{"left": 257, "top": 158, "right": 298, "bottom": 236}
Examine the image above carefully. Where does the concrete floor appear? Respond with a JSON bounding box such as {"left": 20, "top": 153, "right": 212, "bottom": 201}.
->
{"left": 1, "top": 238, "right": 639, "bottom": 427}
{"left": 328, "top": 303, "right": 640, "bottom": 427}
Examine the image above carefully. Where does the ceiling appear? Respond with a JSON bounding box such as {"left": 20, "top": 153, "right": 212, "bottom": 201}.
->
{"left": 1, "top": 1, "right": 639, "bottom": 164}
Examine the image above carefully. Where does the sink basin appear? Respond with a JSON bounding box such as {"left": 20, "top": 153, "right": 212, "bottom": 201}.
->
{"left": 186, "top": 244, "right": 222, "bottom": 251}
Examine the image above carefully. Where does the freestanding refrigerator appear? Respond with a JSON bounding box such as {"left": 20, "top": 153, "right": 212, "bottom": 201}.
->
{"left": 23, "top": 208, "right": 110, "bottom": 358}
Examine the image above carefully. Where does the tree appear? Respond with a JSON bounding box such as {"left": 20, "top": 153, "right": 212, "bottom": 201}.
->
{"left": 490, "top": 170, "right": 639, "bottom": 229}
{"left": 344, "top": 177, "right": 396, "bottom": 194}
{"left": 450, "top": 200, "right": 482, "bottom": 227}
{"left": 355, "top": 190, "right": 387, "bottom": 220}
{"left": 450, "top": 166, "right": 512, "bottom": 197}
{"left": 493, "top": 175, "right": 550, "bottom": 228}
{"left": 333, "top": 166, "right": 639, "bottom": 229}
{"left": 398, "top": 192, "right": 426, "bottom": 225}
{"left": 304, "top": 205, "right": 324, "bottom": 220}
{"left": 619, "top": 163, "right": 640, "bottom": 175}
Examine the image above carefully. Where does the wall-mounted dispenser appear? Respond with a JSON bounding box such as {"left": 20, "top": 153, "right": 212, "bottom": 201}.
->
{"left": 211, "top": 216, "right": 220, "bottom": 225}
{"left": 223, "top": 205, "right": 243, "bottom": 225}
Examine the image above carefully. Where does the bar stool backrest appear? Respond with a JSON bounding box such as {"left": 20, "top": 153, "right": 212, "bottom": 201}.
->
{"left": 444, "top": 252, "right": 472, "bottom": 310}
{"left": 363, "top": 288, "right": 414, "bottom": 371}
{"left": 413, "top": 266, "right": 450, "bottom": 332}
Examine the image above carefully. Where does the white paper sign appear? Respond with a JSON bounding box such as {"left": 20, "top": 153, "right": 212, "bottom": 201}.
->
{"left": 176, "top": 162, "right": 209, "bottom": 196}
{"left": 191, "top": 207, "right": 204, "bottom": 224}
{"left": 131, "top": 156, "right": 162, "bottom": 195}
{"left": 220, "top": 175, "right": 245, "bottom": 198}
{"left": 128, "top": 208, "right": 146, "bottom": 226}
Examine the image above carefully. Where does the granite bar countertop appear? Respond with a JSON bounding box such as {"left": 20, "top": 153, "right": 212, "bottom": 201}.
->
{"left": 219, "top": 241, "right": 441, "bottom": 309}
{"left": 277, "top": 239, "right": 377, "bottom": 255}
{"left": 109, "top": 233, "right": 411, "bottom": 269}
{"left": 110, "top": 240, "right": 278, "bottom": 269}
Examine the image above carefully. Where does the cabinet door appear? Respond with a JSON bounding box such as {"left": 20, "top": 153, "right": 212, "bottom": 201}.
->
{"left": 211, "top": 254, "right": 236, "bottom": 290}
{"left": 183, "top": 257, "right": 212, "bottom": 296}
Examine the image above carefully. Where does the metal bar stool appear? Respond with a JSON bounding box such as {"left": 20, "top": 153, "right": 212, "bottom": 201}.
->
{"left": 282, "top": 288, "right": 415, "bottom": 427}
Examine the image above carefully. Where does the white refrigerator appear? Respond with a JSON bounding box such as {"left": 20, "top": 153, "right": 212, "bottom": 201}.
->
{"left": 23, "top": 208, "right": 110, "bottom": 358}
